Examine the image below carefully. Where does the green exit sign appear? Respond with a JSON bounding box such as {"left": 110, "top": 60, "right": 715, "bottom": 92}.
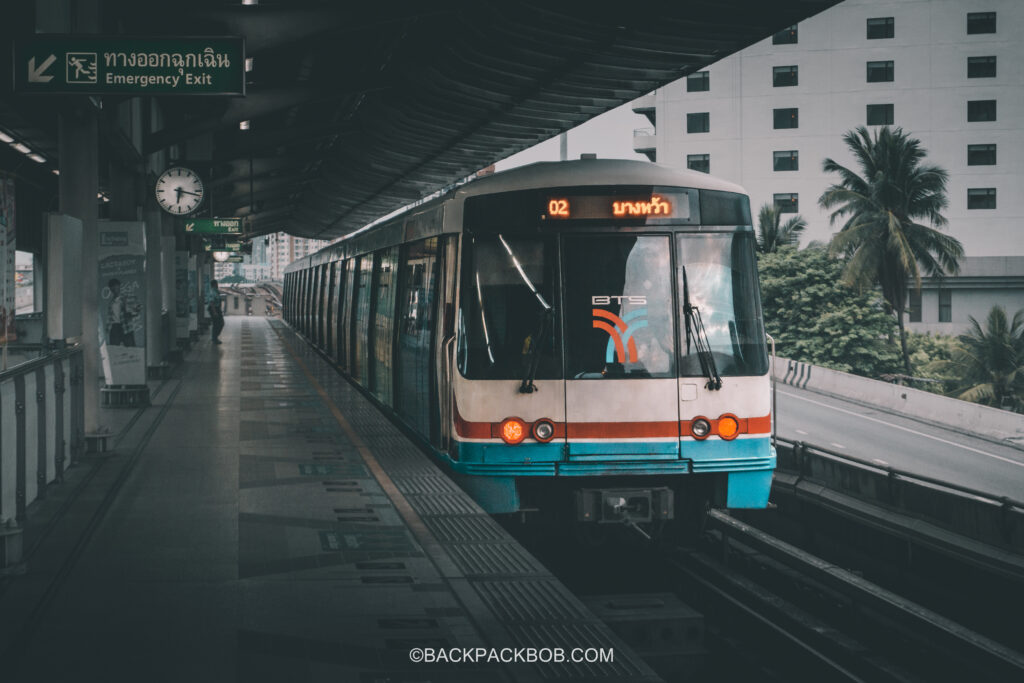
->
{"left": 13, "top": 36, "right": 245, "bottom": 95}
{"left": 185, "top": 217, "right": 243, "bottom": 234}
{"left": 203, "top": 239, "right": 242, "bottom": 252}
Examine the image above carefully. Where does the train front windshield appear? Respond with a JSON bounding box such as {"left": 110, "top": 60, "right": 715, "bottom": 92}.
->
{"left": 458, "top": 230, "right": 768, "bottom": 380}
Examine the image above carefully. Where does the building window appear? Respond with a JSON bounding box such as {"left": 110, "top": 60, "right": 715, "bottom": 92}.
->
{"left": 687, "top": 154, "right": 710, "bottom": 173}
{"left": 967, "top": 56, "right": 996, "bottom": 78}
{"left": 938, "top": 290, "right": 952, "bottom": 323}
{"left": 967, "top": 188, "right": 996, "bottom": 209}
{"left": 967, "top": 12, "right": 996, "bottom": 34}
{"left": 866, "top": 103, "right": 894, "bottom": 125}
{"left": 687, "top": 112, "right": 710, "bottom": 133}
{"left": 773, "top": 65, "right": 798, "bottom": 87}
{"left": 773, "top": 107, "right": 799, "bottom": 129}
{"left": 866, "top": 60, "right": 894, "bottom": 82}
{"left": 908, "top": 289, "right": 922, "bottom": 323}
{"left": 773, "top": 150, "right": 799, "bottom": 171}
{"left": 773, "top": 24, "right": 798, "bottom": 45}
{"left": 773, "top": 193, "right": 799, "bottom": 213}
{"left": 967, "top": 100, "right": 996, "bottom": 122}
{"left": 687, "top": 71, "right": 710, "bottom": 92}
{"left": 967, "top": 144, "right": 996, "bottom": 165}
{"left": 867, "top": 17, "right": 894, "bottom": 39}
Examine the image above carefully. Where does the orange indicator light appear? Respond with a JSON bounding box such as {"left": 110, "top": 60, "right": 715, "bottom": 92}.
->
{"left": 500, "top": 417, "right": 527, "bottom": 445}
{"left": 717, "top": 414, "right": 740, "bottom": 440}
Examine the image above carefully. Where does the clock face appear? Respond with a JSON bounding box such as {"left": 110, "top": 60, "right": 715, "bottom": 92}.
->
{"left": 155, "top": 167, "right": 204, "bottom": 215}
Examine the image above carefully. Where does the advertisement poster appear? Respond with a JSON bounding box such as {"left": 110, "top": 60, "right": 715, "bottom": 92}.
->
{"left": 98, "top": 222, "right": 146, "bottom": 386}
{"left": 0, "top": 176, "right": 16, "bottom": 343}
{"left": 188, "top": 255, "right": 198, "bottom": 332}
{"left": 174, "top": 251, "right": 189, "bottom": 338}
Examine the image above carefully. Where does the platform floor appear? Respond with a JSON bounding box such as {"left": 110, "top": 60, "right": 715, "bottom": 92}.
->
{"left": 0, "top": 318, "right": 659, "bottom": 682}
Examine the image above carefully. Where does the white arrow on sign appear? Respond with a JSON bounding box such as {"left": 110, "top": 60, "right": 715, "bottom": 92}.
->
{"left": 185, "top": 222, "right": 195, "bottom": 231}
{"left": 28, "top": 54, "right": 57, "bottom": 83}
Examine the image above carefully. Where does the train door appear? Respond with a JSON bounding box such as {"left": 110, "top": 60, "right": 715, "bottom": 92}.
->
{"left": 561, "top": 234, "right": 681, "bottom": 458}
{"left": 434, "top": 235, "right": 458, "bottom": 451}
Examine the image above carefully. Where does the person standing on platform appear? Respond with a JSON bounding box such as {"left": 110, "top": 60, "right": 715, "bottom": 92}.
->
{"left": 207, "top": 279, "right": 225, "bottom": 345}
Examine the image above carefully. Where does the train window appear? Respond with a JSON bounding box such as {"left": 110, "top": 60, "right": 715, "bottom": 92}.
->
{"left": 677, "top": 233, "right": 768, "bottom": 377}
{"left": 352, "top": 256, "right": 374, "bottom": 386}
{"left": 563, "top": 235, "right": 675, "bottom": 379}
{"left": 371, "top": 247, "right": 399, "bottom": 405}
{"left": 396, "top": 237, "right": 439, "bottom": 433}
{"left": 457, "top": 234, "right": 560, "bottom": 381}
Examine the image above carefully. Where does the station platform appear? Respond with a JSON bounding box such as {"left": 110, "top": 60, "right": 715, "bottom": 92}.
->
{"left": 0, "top": 318, "right": 660, "bottom": 683}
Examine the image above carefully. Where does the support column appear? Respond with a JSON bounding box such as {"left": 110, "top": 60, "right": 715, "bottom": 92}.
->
{"left": 58, "top": 106, "right": 101, "bottom": 433}
{"left": 143, "top": 198, "right": 165, "bottom": 371}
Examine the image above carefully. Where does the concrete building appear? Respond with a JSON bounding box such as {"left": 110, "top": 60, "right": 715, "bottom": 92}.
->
{"left": 634, "top": 0, "right": 1023, "bottom": 333}
{"left": 267, "top": 232, "right": 330, "bottom": 282}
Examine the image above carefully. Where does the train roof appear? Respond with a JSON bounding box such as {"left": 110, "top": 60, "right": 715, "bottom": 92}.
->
{"left": 454, "top": 158, "right": 747, "bottom": 199}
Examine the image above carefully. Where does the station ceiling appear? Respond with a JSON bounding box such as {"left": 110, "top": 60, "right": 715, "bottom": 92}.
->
{"left": 2, "top": 0, "right": 840, "bottom": 240}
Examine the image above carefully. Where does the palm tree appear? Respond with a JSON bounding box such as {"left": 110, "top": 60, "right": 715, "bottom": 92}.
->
{"left": 952, "top": 306, "right": 1024, "bottom": 411}
{"left": 756, "top": 203, "right": 807, "bottom": 253}
{"left": 820, "top": 126, "right": 963, "bottom": 374}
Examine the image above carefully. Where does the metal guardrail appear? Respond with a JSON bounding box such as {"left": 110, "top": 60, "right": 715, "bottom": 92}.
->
{"left": 776, "top": 436, "right": 1024, "bottom": 510}
{"left": 0, "top": 346, "right": 85, "bottom": 526}
{"left": 775, "top": 436, "right": 1024, "bottom": 550}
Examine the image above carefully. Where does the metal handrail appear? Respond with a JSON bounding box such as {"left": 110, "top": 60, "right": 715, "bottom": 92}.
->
{"left": 0, "top": 344, "right": 83, "bottom": 382}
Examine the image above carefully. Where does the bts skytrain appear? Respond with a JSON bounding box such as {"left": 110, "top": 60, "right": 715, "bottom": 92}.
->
{"left": 283, "top": 159, "right": 774, "bottom": 534}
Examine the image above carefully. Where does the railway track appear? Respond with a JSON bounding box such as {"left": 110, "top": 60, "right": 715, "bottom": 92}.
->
{"left": 663, "top": 510, "right": 1024, "bottom": 683}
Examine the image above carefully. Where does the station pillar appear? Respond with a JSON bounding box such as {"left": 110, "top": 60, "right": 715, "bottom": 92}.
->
{"left": 57, "top": 105, "right": 101, "bottom": 433}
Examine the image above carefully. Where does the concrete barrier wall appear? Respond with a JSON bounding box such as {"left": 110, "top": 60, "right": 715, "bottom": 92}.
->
{"left": 773, "top": 357, "right": 1024, "bottom": 446}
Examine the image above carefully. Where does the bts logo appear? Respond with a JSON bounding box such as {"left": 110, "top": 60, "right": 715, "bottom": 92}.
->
{"left": 593, "top": 308, "right": 648, "bottom": 364}
{"left": 592, "top": 295, "right": 647, "bottom": 306}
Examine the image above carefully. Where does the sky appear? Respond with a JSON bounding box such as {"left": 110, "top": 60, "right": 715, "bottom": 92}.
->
{"left": 494, "top": 101, "right": 648, "bottom": 171}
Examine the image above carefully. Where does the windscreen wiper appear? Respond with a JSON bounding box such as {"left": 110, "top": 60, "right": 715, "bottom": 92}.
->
{"left": 519, "top": 309, "right": 552, "bottom": 394}
{"left": 495, "top": 234, "right": 554, "bottom": 394}
{"left": 682, "top": 266, "right": 722, "bottom": 391}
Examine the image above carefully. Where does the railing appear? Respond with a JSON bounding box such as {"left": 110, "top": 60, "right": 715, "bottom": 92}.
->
{"left": 0, "top": 345, "right": 85, "bottom": 526}
{"left": 632, "top": 127, "right": 655, "bottom": 136}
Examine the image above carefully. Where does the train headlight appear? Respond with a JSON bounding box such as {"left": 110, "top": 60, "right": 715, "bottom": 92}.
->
{"left": 691, "top": 417, "right": 711, "bottom": 440}
{"left": 500, "top": 417, "right": 527, "bottom": 445}
{"left": 532, "top": 419, "right": 556, "bottom": 443}
{"left": 718, "top": 414, "right": 740, "bottom": 440}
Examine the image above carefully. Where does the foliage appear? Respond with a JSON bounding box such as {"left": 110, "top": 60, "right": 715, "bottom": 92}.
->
{"left": 758, "top": 246, "right": 901, "bottom": 377}
{"left": 906, "top": 332, "right": 962, "bottom": 394}
{"left": 756, "top": 203, "right": 807, "bottom": 253}
{"left": 942, "top": 307, "right": 1024, "bottom": 412}
{"left": 819, "top": 126, "right": 963, "bottom": 374}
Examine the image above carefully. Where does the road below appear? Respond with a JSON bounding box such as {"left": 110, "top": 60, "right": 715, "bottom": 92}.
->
{"left": 774, "top": 385, "right": 1024, "bottom": 502}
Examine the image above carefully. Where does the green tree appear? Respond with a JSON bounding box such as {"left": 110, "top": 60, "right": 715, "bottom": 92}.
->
{"left": 948, "top": 306, "right": 1024, "bottom": 412}
{"left": 756, "top": 203, "right": 807, "bottom": 253}
{"left": 819, "top": 126, "right": 963, "bottom": 375}
{"left": 758, "top": 246, "right": 901, "bottom": 376}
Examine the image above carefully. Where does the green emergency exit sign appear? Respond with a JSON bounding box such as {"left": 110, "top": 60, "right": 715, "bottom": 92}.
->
{"left": 185, "top": 218, "right": 243, "bottom": 234}
{"left": 13, "top": 36, "right": 245, "bottom": 95}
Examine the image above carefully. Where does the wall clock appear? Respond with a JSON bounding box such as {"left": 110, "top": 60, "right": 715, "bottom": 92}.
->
{"left": 155, "top": 167, "right": 204, "bottom": 215}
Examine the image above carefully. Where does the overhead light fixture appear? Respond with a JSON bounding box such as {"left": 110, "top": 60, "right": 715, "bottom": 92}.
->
{"left": 0, "top": 131, "right": 13, "bottom": 143}
{"left": 242, "top": 0, "right": 258, "bottom": 5}
{"left": 28, "top": 154, "right": 46, "bottom": 163}
{"left": 213, "top": 251, "right": 230, "bottom": 262}
{"left": 245, "top": 57, "right": 254, "bottom": 72}
{"left": 52, "top": 169, "right": 60, "bottom": 176}
{"left": 12, "top": 143, "right": 31, "bottom": 154}
{"left": 239, "top": 120, "right": 250, "bottom": 130}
